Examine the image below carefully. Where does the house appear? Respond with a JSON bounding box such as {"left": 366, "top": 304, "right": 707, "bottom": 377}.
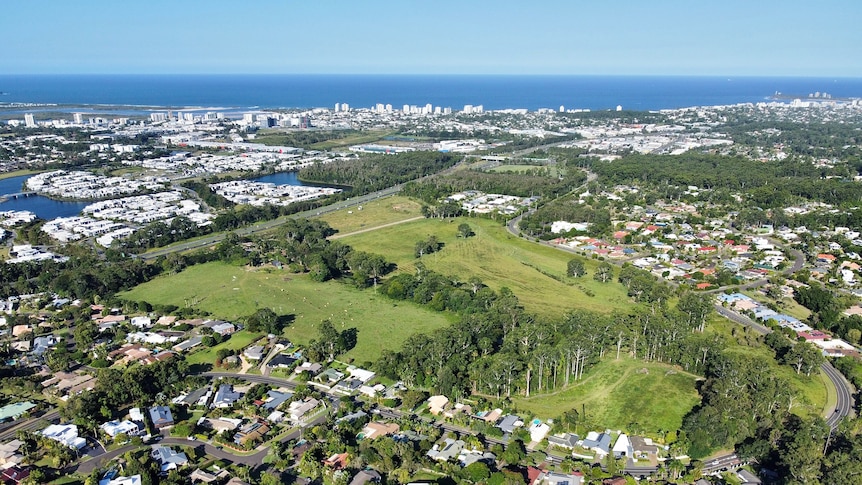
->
{"left": 1, "top": 466, "right": 30, "bottom": 485}
{"left": 324, "top": 452, "right": 349, "bottom": 470}
{"left": 629, "top": 436, "right": 659, "bottom": 460}
{"left": 129, "top": 407, "right": 145, "bottom": 422}
{"left": 349, "top": 470, "right": 382, "bottom": 485}
{"left": 188, "top": 470, "right": 218, "bottom": 484}
{"left": 197, "top": 417, "right": 242, "bottom": 432}
{"left": 319, "top": 368, "right": 345, "bottom": 383}
{"left": 348, "top": 366, "right": 376, "bottom": 383}
{"left": 426, "top": 438, "right": 464, "bottom": 462}
{"left": 172, "top": 336, "right": 203, "bottom": 353}
{"left": 100, "top": 419, "right": 142, "bottom": 438}
{"left": 41, "top": 423, "right": 87, "bottom": 449}
{"left": 532, "top": 471, "right": 584, "bottom": 485}
{"left": 151, "top": 445, "right": 188, "bottom": 472}
{"left": 529, "top": 420, "right": 551, "bottom": 443}
{"left": 295, "top": 362, "right": 323, "bottom": 375}
{"left": 243, "top": 345, "right": 265, "bottom": 361}
{"left": 233, "top": 420, "right": 270, "bottom": 446}
{"left": 547, "top": 433, "right": 579, "bottom": 449}
{"left": 581, "top": 431, "right": 612, "bottom": 457}
{"left": 361, "top": 421, "right": 400, "bottom": 440}
{"left": 0, "top": 440, "right": 23, "bottom": 467}
{"left": 99, "top": 476, "right": 142, "bottom": 485}
{"left": 497, "top": 415, "right": 523, "bottom": 434}
{"left": 288, "top": 397, "right": 320, "bottom": 422}
{"left": 612, "top": 433, "right": 633, "bottom": 458}
{"left": 475, "top": 408, "right": 503, "bottom": 423}
{"left": 0, "top": 402, "right": 36, "bottom": 422}
{"left": 267, "top": 354, "right": 297, "bottom": 368}
{"left": 736, "top": 469, "right": 762, "bottom": 485}
{"left": 427, "top": 395, "right": 449, "bottom": 415}
{"left": 130, "top": 316, "right": 152, "bottom": 329}
{"left": 149, "top": 405, "right": 174, "bottom": 429}
{"left": 262, "top": 389, "right": 293, "bottom": 411}
{"left": 204, "top": 320, "right": 235, "bottom": 336}
{"left": 211, "top": 384, "right": 242, "bottom": 409}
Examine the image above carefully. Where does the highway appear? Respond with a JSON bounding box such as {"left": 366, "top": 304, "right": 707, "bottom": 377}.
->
{"left": 0, "top": 409, "right": 60, "bottom": 441}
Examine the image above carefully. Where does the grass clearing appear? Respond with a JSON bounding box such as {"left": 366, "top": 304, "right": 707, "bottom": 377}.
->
{"left": 119, "top": 262, "right": 455, "bottom": 363}
{"left": 0, "top": 169, "right": 42, "bottom": 181}
{"left": 320, "top": 195, "right": 423, "bottom": 235}
{"left": 339, "top": 216, "right": 635, "bottom": 318}
{"left": 488, "top": 164, "right": 562, "bottom": 177}
{"left": 512, "top": 357, "right": 701, "bottom": 437}
{"left": 186, "top": 330, "right": 263, "bottom": 365}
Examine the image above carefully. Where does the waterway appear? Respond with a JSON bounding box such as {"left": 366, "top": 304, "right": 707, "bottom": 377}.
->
{"left": 0, "top": 171, "right": 313, "bottom": 220}
{"left": 0, "top": 174, "right": 88, "bottom": 219}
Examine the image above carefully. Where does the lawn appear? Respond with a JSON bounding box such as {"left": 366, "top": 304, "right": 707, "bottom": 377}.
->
{"left": 119, "top": 261, "right": 455, "bottom": 363}
{"left": 511, "top": 357, "right": 701, "bottom": 437}
{"left": 339, "top": 216, "right": 635, "bottom": 318}
{"left": 320, "top": 195, "right": 424, "bottom": 235}
{"left": 186, "top": 330, "right": 263, "bottom": 365}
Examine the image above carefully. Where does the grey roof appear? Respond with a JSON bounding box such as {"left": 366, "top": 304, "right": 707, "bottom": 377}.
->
{"left": 180, "top": 387, "right": 209, "bottom": 406}
{"left": 581, "top": 432, "right": 612, "bottom": 452}
{"left": 263, "top": 390, "right": 293, "bottom": 410}
{"left": 349, "top": 470, "right": 382, "bottom": 485}
{"left": 267, "top": 354, "right": 298, "bottom": 368}
{"left": 548, "top": 433, "right": 579, "bottom": 448}
{"left": 497, "top": 415, "right": 520, "bottom": 434}
{"left": 737, "top": 469, "right": 762, "bottom": 485}
{"left": 149, "top": 406, "right": 173, "bottom": 427}
{"left": 212, "top": 384, "right": 242, "bottom": 408}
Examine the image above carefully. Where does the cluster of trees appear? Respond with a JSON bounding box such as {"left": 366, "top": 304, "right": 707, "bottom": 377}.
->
{"left": 117, "top": 215, "right": 209, "bottom": 253}
{"left": 519, "top": 195, "right": 612, "bottom": 239}
{"left": 376, "top": 264, "right": 721, "bottom": 411}
{"left": 306, "top": 319, "right": 358, "bottom": 362}
{"left": 0, "top": 251, "right": 160, "bottom": 300}
{"left": 298, "top": 151, "right": 461, "bottom": 193}
{"left": 414, "top": 235, "right": 442, "bottom": 258}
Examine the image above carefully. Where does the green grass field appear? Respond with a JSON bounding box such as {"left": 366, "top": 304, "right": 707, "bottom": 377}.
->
{"left": 511, "top": 357, "right": 701, "bottom": 437}
{"left": 339, "top": 216, "right": 635, "bottom": 318}
{"left": 0, "top": 169, "right": 42, "bottom": 181}
{"left": 118, "top": 261, "right": 455, "bottom": 363}
{"left": 321, "top": 195, "right": 424, "bottom": 235}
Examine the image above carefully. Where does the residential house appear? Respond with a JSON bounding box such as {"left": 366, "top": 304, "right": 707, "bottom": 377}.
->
{"left": 172, "top": 336, "right": 203, "bottom": 353}
{"left": 262, "top": 390, "right": 293, "bottom": 411}
{"left": 211, "top": 384, "right": 242, "bottom": 409}
{"left": 427, "top": 395, "right": 449, "bottom": 415}
{"left": 130, "top": 316, "right": 152, "bottom": 329}
{"left": 267, "top": 354, "right": 297, "bottom": 369}
{"left": 361, "top": 422, "right": 400, "bottom": 440}
{"left": 243, "top": 345, "right": 265, "bottom": 361}
{"left": 548, "top": 433, "right": 579, "bottom": 450}
{"left": 288, "top": 397, "right": 320, "bottom": 422}
{"left": 295, "top": 362, "right": 322, "bottom": 375}
{"left": 581, "top": 431, "right": 612, "bottom": 457}
{"left": 234, "top": 420, "right": 270, "bottom": 446}
{"left": 0, "top": 440, "right": 23, "bottom": 467}
{"left": 197, "top": 417, "right": 242, "bottom": 433}
{"left": 532, "top": 471, "right": 584, "bottom": 485}
{"left": 1, "top": 466, "right": 30, "bottom": 485}
{"left": 99, "top": 476, "right": 142, "bottom": 485}
{"left": 629, "top": 436, "right": 659, "bottom": 460}
{"left": 319, "top": 368, "right": 344, "bottom": 383}
{"left": 349, "top": 470, "right": 382, "bottom": 485}
{"left": 529, "top": 420, "right": 551, "bottom": 443}
{"left": 100, "top": 419, "right": 142, "bottom": 438}
{"left": 426, "top": 438, "right": 464, "bottom": 462}
{"left": 497, "top": 415, "right": 522, "bottom": 435}
{"left": 0, "top": 402, "right": 36, "bottom": 422}
{"left": 612, "top": 434, "right": 633, "bottom": 458}
{"left": 151, "top": 446, "right": 188, "bottom": 472}
{"left": 41, "top": 423, "right": 87, "bottom": 449}
{"left": 149, "top": 405, "right": 174, "bottom": 429}
{"left": 204, "top": 320, "right": 235, "bottom": 336}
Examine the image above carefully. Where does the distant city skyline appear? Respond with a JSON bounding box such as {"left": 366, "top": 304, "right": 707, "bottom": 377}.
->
{"left": 4, "top": 0, "right": 861, "bottom": 76}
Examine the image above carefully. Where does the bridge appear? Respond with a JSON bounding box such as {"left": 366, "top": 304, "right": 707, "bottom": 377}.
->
{"left": 0, "top": 191, "right": 37, "bottom": 199}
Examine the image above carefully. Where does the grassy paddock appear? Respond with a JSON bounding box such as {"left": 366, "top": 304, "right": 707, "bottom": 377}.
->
{"left": 511, "top": 357, "right": 701, "bottom": 437}
{"left": 186, "top": 330, "right": 263, "bottom": 365}
{"left": 320, "top": 195, "right": 423, "bottom": 235}
{"left": 340, "top": 216, "right": 635, "bottom": 318}
{"left": 119, "top": 262, "right": 454, "bottom": 363}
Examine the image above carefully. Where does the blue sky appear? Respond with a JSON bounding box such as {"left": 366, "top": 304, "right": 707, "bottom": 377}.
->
{"left": 3, "top": 0, "right": 861, "bottom": 76}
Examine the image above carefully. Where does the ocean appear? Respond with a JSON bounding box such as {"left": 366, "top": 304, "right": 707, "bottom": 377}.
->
{"left": 2, "top": 75, "right": 862, "bottom": 112}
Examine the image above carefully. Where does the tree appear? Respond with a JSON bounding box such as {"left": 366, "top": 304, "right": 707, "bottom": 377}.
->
{"left": 783, "top": 341, "right": 826, "bottom": 376}
{"left": 458, "top": 223, "right": 475, "bottom": 238}
{"left": 567, "top": 258, "right": 586, "bottom": 277}
{"left": 594, "top": 262, "right": 613, "bottom": 283}
{"left": 245, "top": 307, "right": 281, "bottom": 334}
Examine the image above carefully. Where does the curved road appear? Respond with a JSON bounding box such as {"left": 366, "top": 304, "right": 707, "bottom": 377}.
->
{"left": 506, "top": 192, "right": 854, "bottom": 429}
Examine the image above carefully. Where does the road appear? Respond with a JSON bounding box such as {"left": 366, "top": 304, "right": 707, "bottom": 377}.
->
{"left": 75, "top": 413, "right": 328, "bottom": 475}
{"left": 0, "top": 409, "right": 60, "bottom": 441}
{"left": 701, "top": 453, "right": 742, "bottom": 474}
{"left": 715, "top": 304, "right": 854, "bottom": 428}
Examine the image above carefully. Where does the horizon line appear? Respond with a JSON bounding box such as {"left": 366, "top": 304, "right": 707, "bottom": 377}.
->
{"left": 2, "top": 72, "right": 862, "bottom": 79}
